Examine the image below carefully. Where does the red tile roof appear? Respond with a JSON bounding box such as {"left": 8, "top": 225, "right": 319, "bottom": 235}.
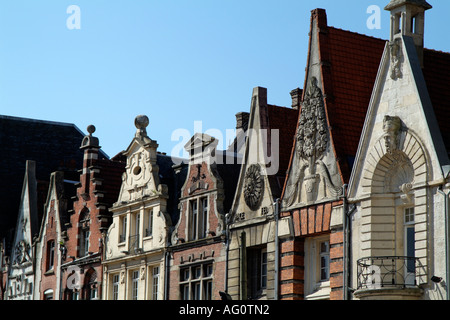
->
{"left": 321, "top": 26, "right": 386, "bottom": 182}
{"left": 281, "top": 8, "right": 450, "bottom": 203}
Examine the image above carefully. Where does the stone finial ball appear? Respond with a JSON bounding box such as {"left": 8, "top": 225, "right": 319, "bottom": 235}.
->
{"left": 87, "top": 125, "right": 96, "bottom": 134}
{"left": 135, "top": 115, "right": 149, "bottom": 129}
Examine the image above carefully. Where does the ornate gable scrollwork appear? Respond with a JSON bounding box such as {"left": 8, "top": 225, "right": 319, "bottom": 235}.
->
{"left": 116, "top": 115, "right": 166, "bottom": 204}
{"left": 283, "top": 77, "right": 342, "bottom": 207}
{"left": 244, "top": 164, "right": 263, "bottom": 211}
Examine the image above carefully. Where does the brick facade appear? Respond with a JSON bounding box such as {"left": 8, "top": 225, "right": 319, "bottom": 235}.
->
{"left": 61, "top": 126, "right": 124, "bottom": 300}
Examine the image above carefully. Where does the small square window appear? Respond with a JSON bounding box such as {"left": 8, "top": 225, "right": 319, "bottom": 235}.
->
{"left": 405, "top": 208, "right": 415, "bottom": 224}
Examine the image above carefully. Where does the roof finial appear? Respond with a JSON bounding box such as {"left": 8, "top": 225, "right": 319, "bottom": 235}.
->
{"left": 135, "top": 115, "right": 149, "bottom": 139}
{"left": 80, "top": 124, "right": 99, "bottom": 149}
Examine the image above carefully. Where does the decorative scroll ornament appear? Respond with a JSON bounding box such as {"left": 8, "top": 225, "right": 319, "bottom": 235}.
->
{"left": 243, "top": 164, "right": 263, "bottom": 211}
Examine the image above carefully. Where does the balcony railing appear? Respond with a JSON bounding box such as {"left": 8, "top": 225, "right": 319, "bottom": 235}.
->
{"left": 357, "top": 256, "right": 424, "bottom": 290}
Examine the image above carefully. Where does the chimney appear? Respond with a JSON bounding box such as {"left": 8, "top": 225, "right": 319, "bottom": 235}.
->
{"left": 235, "top": 112, "right": 250, "bottom": 132}
{"left": 290, "top": 88, "right": 303, "bottom": 110}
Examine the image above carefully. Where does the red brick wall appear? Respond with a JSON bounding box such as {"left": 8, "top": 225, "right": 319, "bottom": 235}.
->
{"left": 39, "top": 200, "right": 59, "bottom": 299}
{"left": 279, "top": 200, "right": 344, "bottom": 300}
{"left": 280, "top": 238, "right": 304, "bottom": 300}
{"left": 169, "top": 242, "right": 226, "bottom": 300}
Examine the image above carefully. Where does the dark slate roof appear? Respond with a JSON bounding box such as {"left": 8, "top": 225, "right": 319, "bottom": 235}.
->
{"left": 0, "top": 115, "right": 106, "bottom": 249}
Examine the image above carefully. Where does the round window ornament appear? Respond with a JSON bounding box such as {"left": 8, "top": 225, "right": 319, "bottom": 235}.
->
{"left": 243, "top": 164, "right": 263, "bottom": 211}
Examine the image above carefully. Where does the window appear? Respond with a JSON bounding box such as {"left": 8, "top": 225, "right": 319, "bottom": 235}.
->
{"left": 404, "top": 208, "right": 415, "bottom": 282}
{"left": 90, "top": 287, "right": 98, "bottom": 300}
{"left": 112, "top": 274, "right": 120, "bottom": 300}
{"left": 72, "top": 290, "right": 79, "bottom": 300}
{"left": 247, "top": 247, "right": 267, "bottom": 299}
{"left": 151, "top": 266, "right": 159, "bottom": 300}
{"left": 201, "top": 197, "right": 208, "bottom": 238}
{"left": 145, "top": 209, "right": 153, "bottom": 237}
{"left": 179, "top": 262, "right": 213, "bottom": 300}
{"left": 47, "top": 240, "right": 55, "bottom": 271}
{"left": 189, "top": 197, "right": 208, "bottom": 240}
{"left": 304, "top": 236, "right": 331, "bottom": 300}
{"left": 131, "top": 270, "right": 139, "bottom": 300}
{"left": 319, "top": 241, "right": 330, "bottom": 282}
{"left": 119, "top": 216, "right": 127, "bottom": 243}
{"left": 81, "top": 230, "right": 90, "bottom": 257}
{"left": 190, "top": 200, "right": 198, "bottom": 240}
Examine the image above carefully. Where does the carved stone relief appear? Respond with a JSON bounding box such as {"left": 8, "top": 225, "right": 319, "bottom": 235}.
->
{"left": 378, "top": 115, "right": 415, "bottom": 194}
{"left": 243, "top": 164, "right": 263, "bottom": 211}
{"left": 283, "top": 77, "right": 342, "bottom": 207}
{"left": 13, "top": 240, "right": 31, "bottom": 266}
{"left": 390, "top": 39, "right": 403, "bottom": 80}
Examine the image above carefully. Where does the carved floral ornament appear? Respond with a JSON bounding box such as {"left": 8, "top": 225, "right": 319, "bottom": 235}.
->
{"left": 243, "top": 164, "right": 263, "bottom": 211}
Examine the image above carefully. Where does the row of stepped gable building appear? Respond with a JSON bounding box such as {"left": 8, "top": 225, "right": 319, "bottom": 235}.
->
{"left": 1, "top": 1, "right": 450, "bottom": 301}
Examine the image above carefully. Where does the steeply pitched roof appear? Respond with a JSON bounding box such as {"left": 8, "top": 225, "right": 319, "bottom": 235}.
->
{"left": 0, "top": 115, "right": 93, "bottom": 247}
{"left": 264, "top": 104, "right": 299, "bottom": 198}
{"left": 323, "top": 26, "right": 386, "bottom": 181}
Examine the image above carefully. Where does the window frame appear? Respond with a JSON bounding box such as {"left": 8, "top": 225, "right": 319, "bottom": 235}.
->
{"left": 179, "top": 261, "right": 214, "bottom": 300}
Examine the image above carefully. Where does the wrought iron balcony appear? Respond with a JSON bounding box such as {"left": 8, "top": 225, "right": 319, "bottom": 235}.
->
{"left": 357, "top": 256, "right": 424, "bottom": 290}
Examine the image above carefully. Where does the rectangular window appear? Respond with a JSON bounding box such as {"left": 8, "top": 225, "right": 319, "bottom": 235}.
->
{"left": 201, "top": 197, "right": 208, "bottom": 238}
{"left": 82, "top": 230, "right": 90, "bottom": 257}
{"left": 190, "top": 200, "right": 198, "bottom": 240}
{"left": 112, "top": 274, "right": 120, "bottom": 300}
{"left": 189, "top": 197, "right": 209, "bottom": 241}
{"left": 131, "top": 270, "right": 139, "bottom": 300}
{"left": 261, "top": 250, "right": 268, "bottom": 289}
{"left": 319, "top": 241, "right": 330, "bottom": 281}
{"left": 152, "top": 266, "right": 159, "bottom": 300}
{"left": 90, "top": 287, "right": 98, "bottom": 300}
{"left": 145, "top": 209, "right": 153, "bottom": 237}
{"left": 404, "top": 207, "right": 416, "bottom": 278}
{"left": 179, "top": 263, "right": 213, "bottom": 300}
{"left": 405, "top": 207, "right": 415, "bottom": 224}
{"left": 247, "top": 247, "right": 267, "bottom": 299}
{"left": 47, "top": 240, "right": 55, "bottom": 271}
{"left": 120, "top": 216, "right": 127, "bottom": 243}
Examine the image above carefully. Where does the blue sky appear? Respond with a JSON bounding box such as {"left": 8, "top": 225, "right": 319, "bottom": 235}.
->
{"left": 1, "top": 0, "right": 449, "bottom": 158}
